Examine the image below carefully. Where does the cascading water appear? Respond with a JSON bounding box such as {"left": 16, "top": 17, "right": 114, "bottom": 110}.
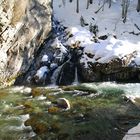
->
{"left": 51, "top": 64, "right": 64, "bottom": 85}
{"left": 72, "top": 67, "right": 79, "bottom": 85}
{"left": 50, "top": 59, "right": 70, "bottom": 85}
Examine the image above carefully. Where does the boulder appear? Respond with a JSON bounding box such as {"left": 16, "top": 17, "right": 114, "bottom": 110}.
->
{"left": 79, "top": 51, "right": 140, "bottom": 82}
{"left": 57, "top": 98, "right": 71, "bottom": 110}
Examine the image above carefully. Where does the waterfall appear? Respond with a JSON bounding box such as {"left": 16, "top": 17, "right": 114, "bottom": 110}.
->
{"left": 72, "top": 67, "right": 79, "bottom": 85}
{"left": 51, "top": 64, "right": 64, "bottom": 85}
{"left": 51, "top": 59, "right": 70, "bottom": 85}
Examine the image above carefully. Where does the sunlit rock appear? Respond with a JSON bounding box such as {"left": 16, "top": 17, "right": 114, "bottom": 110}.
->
{"left": 123, "top": 123, "right": 140, "bottom": 140}
{"left": 57, "top": 98, "right": 70, "bottom": 110}
{"left": 0, "top": 0, "right": 52, "bottom": 86}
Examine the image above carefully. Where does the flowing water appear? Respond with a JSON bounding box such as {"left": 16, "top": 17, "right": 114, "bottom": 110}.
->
{"left": 72, "top": 67, "right": 79, "bottom": 85}
{"left": 50, "top": 60, "right": 70, "bottom": 85}
{"left": 51, "top": 64, "right": 64, "bottom": 85}
{"left": 0, "top": 82, "right": 140, "bottom": 140}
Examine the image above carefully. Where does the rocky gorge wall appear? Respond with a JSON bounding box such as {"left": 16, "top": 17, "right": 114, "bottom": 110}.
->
{"left": 0, "top": 0, "right": 52, "bottom": 86}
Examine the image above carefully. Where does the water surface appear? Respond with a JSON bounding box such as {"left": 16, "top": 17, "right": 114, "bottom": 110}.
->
{"left": 0, "top": 82, "right": 140, "bottom": 140}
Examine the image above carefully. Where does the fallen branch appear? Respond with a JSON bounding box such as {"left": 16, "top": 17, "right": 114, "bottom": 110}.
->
{"left": 129, "top": 31, "right": 140, "bottom": 36}
{"left": 0, "top": 26, "right": 8, "bottom": 37}
{"left": 95, "top": 0, "right": 107, "bottom": 14}
{"left": 134, "top": 23, "right": 140, "bottom": 31}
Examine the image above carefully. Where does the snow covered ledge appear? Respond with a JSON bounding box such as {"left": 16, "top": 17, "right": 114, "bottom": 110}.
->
{"left": 52, "top": 0, "right": 140, "bottom": 83}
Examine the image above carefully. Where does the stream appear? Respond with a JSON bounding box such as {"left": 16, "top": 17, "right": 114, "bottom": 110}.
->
{"left": 0, "top": 82, "right": 140, "bottom": 140}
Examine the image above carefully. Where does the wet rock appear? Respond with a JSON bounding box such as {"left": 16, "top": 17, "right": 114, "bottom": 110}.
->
{"left": 62, "top": 84, "right": 97, "bottom": 93}
{"left": 131, "top": 98, "right": 140, "bottom": 109}
{"left": 79, "top": 51, "right": 140, "bottom": 82}
{"left": 50, "top": 123, "right": 60, "bottom": 133}
{"left": 50, "top": 63, "right": 58, "bottom": 71}
{"left": 58, "top": 133, "right": 70, "bottom": 140}
{"left": 34, "top": 66, "right": 49, "bottom": 84}
{"left": 48, "top": 106, "right": 60, "bottom": 114}
{"left": 57, "top": 98, "right": 70, "bottom": 110}
{"left": 25, "top": 117, "right": 48, "bottom": 134}
{"left": 57, "top": 61, "right": 75, "bottom": 85}
{"left": 31, "top": 88, "right": 43, "bottom": 97}
{"left": 52, "top": 38, "right": 68, "bottom": 65}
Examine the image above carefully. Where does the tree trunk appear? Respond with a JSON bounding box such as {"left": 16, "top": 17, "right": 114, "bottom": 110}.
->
{"left": 122, "top": 0, "right": 129, "bottom": 23}
{"left": 62, "top": 0, "right": 66, "bottom": 6}
{"left": 87, "top": 0, "right": 90, "bottom": 9}
{"left": 76, "top": 0, "right": 79, "bottom": 13}
{"left": 108, "top": 0, "right": 111, "bottom": 8}
{"left": 137, "top": 0, "right": 140, "bottom": 12}
{"left": 90, "top": 0, "right": 93, "bottom": 4}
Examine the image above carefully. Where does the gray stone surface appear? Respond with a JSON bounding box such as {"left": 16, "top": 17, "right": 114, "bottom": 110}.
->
{"left": 0, "top": 0, "right": 52, "bottom": 86}
{"left": 123, "top": 123, "right": 140, "bottom": 140}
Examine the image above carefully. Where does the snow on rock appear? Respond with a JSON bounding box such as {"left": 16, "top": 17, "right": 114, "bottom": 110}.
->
{"left": 52, "top": 38, "right": 68, "bottom": 63}
{"left": 52, "top": 0, "right": 140, "bottom": 84}
{"left": 50, "top": 63, "right": 58, "bottom": 70}
{"left": 41, "top": 55, "right": 49, "bottom": 62}
{"left": 52, "top": 38, "right": 67, "bottom": 54}
{"left": 66, "top": 26, "right": 93, "bottom": 46}
{"left": 53, "top": 0, "right": 140, "bottom": 68}
{"left": 35, "top": 66, "right": 49, "bottom": 79}
{"left": 134, "top": 52, "right": 140, "bottom": 66}
{"left": 65, "top": 26, "right": 140, "bottom": 68}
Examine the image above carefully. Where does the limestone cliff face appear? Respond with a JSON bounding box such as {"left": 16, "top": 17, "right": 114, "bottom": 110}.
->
{"left": 0, "top": 0, "right": 52, "bottom": 85}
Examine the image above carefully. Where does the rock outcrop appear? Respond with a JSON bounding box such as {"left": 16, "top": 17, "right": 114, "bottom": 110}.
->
{"left": 64, "top": 27, "right": 140, "bottom": 83}
{"left": 0, "top": 0, "right": 52, "bottom": 86}
{"left": 79, "top": 51, "right": 140, "bottom": 82}
{"left": 19, "top": 24, "right": 140, "bottom": 85}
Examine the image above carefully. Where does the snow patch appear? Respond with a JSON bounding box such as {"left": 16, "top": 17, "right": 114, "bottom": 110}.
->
{"left": 53, "top": 0, "right": 140, "bottom": 42}
{"left": 52, "top": 38, "right": 67, "bottom": 54}
{"left": 42, "top": 55, "right": 49, "bottom": 62}
{"left": 36, "top": 66, "right": 49, "bottom": 79}
{"left": 65, "top": 26, "right": 140, "bottom": 67}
